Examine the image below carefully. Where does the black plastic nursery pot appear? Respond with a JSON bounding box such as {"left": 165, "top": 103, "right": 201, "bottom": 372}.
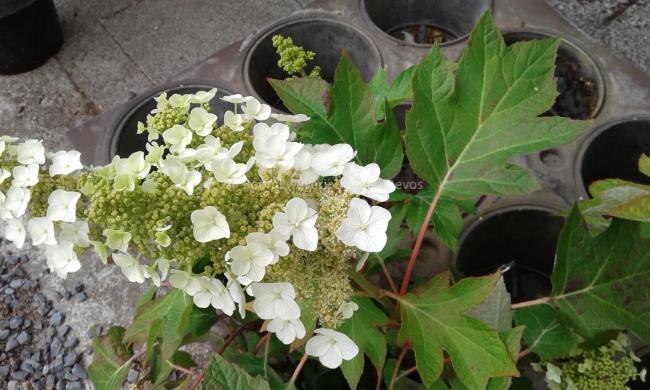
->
{"left": 243, "top": 17, "right": 382, "bottom": 112}
{"left": 578, "top": 118, "right": 650, "bottom": 195}
{"left": 0, "top": 0, "right": 63, "bottom": 74}
{"left": 503, "top": 32, "right": 604, "bottom": 120}
{"left": 455, "top": 207, "right": 565, "bottom": 303}
{"left": 362, "top": 0, "right": 492, "bottom": 46}
{"left": 111, "top": 84, "right": 234, "bottom": 158}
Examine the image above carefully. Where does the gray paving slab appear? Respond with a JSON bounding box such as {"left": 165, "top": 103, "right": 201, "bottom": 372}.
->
{"left": 101, "top": 0, "right": 302, "bottom": 84}
{"left": 53, "top": 0, "right": 154, "bottom": 111}
{"left": 547, "top": 0, "right": 650, "bottom": 73}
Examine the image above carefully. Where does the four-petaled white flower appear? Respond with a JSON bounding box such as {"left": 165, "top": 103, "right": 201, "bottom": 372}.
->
{"left": 145, "top": 142, "right": 165, "bottom": 165}
{"left": 250, "top": 282, "right": 300, "bottom": 320}
{"left": 5, "top": 186, "right": 31, "bottom": 217}
{"left": 113, "top": 253, "right": 150, "bottom": 283}
{"left": 336, "top": 198, "right": 391, "bottom": 253}
{"left": 272, "top": 197, "right": 318, "bottom": 251}
{"left": 306, "top": 328, "right": 359, "bottom": 369}
{"left": 159, "top": 157, "right": 202, "bottom": 195}
{"left": 190, "top": 88, "right": 217, "bottom": 104}
{"left": 12, "top": 164, "right": 39, "bottom": 187}
{"left": 228, "top": 243, "right": 274, "bottom": 283}
{"left": 206, "top": 157, "right": 253, "bottom": 185}
{"left": 341, "top": 162, "right": 396, "bottom": 202}
{"left": 268, "top": 318, "right": 306, "bottom": 345}
{"left": 45, "top": 241, "right": 81, "bottom": 279}
{"left": 48, "top": 150, "right": 83, "bottom": 176}
{"left": 191, "top": 276, "right": 235, "bottom": 315}
{"left": 168, "top": 94, "right": 191, "bottom": 108}
{"left": 245, "top": 231, "right": 290, "bottom": 264}
{"left": 188, "top": 107, "right": 217, "bottom": 136}
{"left": 223, "top": 111, "right": 244, "bottom": 132}
{"left": 310, "top": 144, "right": 355, "bottom": 177}
{"left": 253, "top": 123, "right": 303, "bottom": 171}
{"left": 4, "top": 218, "right": 26, "bottom": 248}
{"left": 270, "top": 113, "right": 310, "bottom": 123}
{"left": 336, "top": 301, "right": 359, "bottom": 320}
{"left": 16, "top": 139, "right": 45, "bottom": 165}
{"left": 46, "top": 189, "right": 81, "bottom": 223}
{"left": 27, "top": 217, "right": 57, "bottom": 246}
{"left": 292, "top": 146, "right": 319, "bottom": 185}
{"left": 221, "top": 94, "right": 251, "bottom": 105}
{"left": 162, "top": 124, "right": 193, "bottom": 154}
{"left": 103, "top": 228, "right": 132, "bottom": 252}
{"left": 241, "top": 97, "right": 271, "bottom": 121}
{"left": 59, "top": 220, "right": 90, "bottom": 248}
{"left": 0, "top": 168, "right": 11, "bottom": 185}
{"left": 169, "top": 270, "right": 202, "bottom": 296}
{"left": 191, "top": 206, "right": 230, "bottom": 242}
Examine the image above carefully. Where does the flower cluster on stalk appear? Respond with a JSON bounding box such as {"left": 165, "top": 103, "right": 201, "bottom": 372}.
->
{"left": 0, "top": 89, "right": 396, "bottom": 369}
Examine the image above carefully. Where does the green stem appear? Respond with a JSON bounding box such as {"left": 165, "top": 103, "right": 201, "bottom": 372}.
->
{"left": 511, "top": 296, "right": 552, "bottom": 309}
{"left": 349, "top": 268, "right": 400, "bottom": 318}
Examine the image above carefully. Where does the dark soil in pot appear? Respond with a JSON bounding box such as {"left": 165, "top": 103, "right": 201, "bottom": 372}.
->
{"left": 112, "top": 85, "right": 233, "bottom": 158}
{"left": 580, "top": 119, "right": 650, "bottom": 193}
{"left": 504, "top": 32, "right": 602, "bottom": 120}
{"left": 455, "top": 208, "right": 565, "bottom": 303}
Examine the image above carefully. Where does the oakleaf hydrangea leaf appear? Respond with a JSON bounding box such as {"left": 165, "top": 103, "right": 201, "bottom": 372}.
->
{"left": 369, "top": 66, "right": 415, "bottom": 119}
{"left": 468, "top": 276, "right": 513, "bottom": 332}
{"left": 404, "top": 12, "right": 588, "bottom": 245}
{"left": 395, "top": 272, "right": 518, "bottom": 388}
{"left": 339, "top": 297, "right": 389, "bottom": 390}
{"left": 514, "top": 304, "right": 582, "bottom": 359}
{"left": 88, "top": 326, "right": 134, "bottom": 390}
{"left": 552, "top": 207, "right": 650, "bottom": 342}
{"left": 203, "top": 354, "right": 271, "bottom": 390}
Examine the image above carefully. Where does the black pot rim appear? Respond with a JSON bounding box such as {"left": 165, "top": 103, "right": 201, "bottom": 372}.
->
{"left": 573, "top": 115, "right": 650, "bottom": 199}
{"left": 241, "top": 14, "right": 383, "bottom": 108}
{"left": 358, "top": 0, "right": 495, "bottom": 49}
{"left": 502, "top": 28, "right": 606, "bottom": 120}
{"left": 109, "top": 82, "right": 233, "bottom": 158}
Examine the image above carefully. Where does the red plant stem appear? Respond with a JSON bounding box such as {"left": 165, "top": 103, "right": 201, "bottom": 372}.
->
{"left": 511, "top": 296, "right": 552, "bottom": 309}
{"left": 380, "top": 261, "right": 398, "bottom": 294}
{"left": 218, "top": 321, "right": 254, "bottom": 355}
{"left": 399, "top": 366, "right": 418, "bottom": 379}
{"left": 255, "top": 332, "right": 271, "bottom": 355}
{"left": 399, "top": 187, "right": 444, "bottom": 295}
{"left": 389, "top": 344, "right": 409, "bottom": 390}
{"left": 287, "top": 352, "right": 309, "bottom": 389}
{"left": 375, "top": 367, "right": 384, "bottom": 390}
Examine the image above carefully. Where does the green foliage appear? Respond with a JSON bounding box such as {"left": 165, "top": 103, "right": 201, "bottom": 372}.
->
{"left": 88, "top": 326, "right": 134, "bottom": 390}
{"left": 338, "top": 297, "right": 389, "bottom": 389}
{"left": 552, "top": 208, "right": 650, "bottom": 342}
{"left": 202, "top": 354, "right": 271, "bottom": 390}
{"left": 269, "top": 54, "right": 404, "bottom": 178}
{"left": 468, "top": 277, "right": 513, "bottom": 332}
{"left": 514, "top": 304, "right": 582, "bottom": 359}
{"left": 395, "top": 272, "right": 518, "bottom": 388}
{"left": 272, "top": 35, "right": 320, "bottom": 78}
{"left": 369, "top": 66, "right": 415, "bottom": 119}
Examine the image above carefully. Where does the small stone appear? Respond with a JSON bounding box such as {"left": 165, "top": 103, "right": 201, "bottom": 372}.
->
{"left": 63, "top": 351, "right": 79, "bottom": 367}
{"left": 65, "top": 382, "right": 81, "bottom": 390}
{"left": 10, "top": 370, "right": 28, "bottom": 381}
{"left": 72, "top": 292, "right": 87, "bottom": 303}
{"left": 72, "top": 283, "right": 84, "bottom": 293}
{"left": 58, "top": 326, "right": 70, "bottom": 338}
{"left": 7, "top": 380, "right": 18, "bottom": 390}
{"left": 5, "top": 338, "right": 19, "bottom": 352}
{"left": 16, "top": 331, "right": 30, "bottom": 345}
{"left": 22, "top": 319, "right": 31, "bottom": 329}
{"left": 50, "top": 355, "right": 64, "bottom": 373}
{"left": 9, "top": 316, "right": 22, "bottom": 329}
{"left": 64, "top": 337, "right": 78, "bottom": 349}
{"left": 0, "top": 329, "right": 9, "bottom": 340}
{"left": 71, "top": 363, "right": 87, "bottom": 380}
{"left": 50, "top": 338, "right": 62, "bottom": 356}
{"left": 127, "top": 368, "right": 139, "bottom": 383}
{"left": 9, "top": 279, "right": 22, "bottom": 289}
{"left": 64, "top": 291, "right": 71, "bottom": 300}
{"left": 3, "top": 287, "right": 14, "bottom": 295}
{"left": 63, "top": 370, "right": 77, "bottom": 381}
{"left": 45, "top": 374, "right": 55, "bottom": 387}
{"left": 0, "top": 365, "right": 9, "bottom": 378}
{"left": 0, "top": 320, "right": 8, "bottom": 329}
{"left": 20, "top": 360, "right": 34, "bottom": 374}
{"left": 49, "top": 311, "right": 63, "bottom": 326}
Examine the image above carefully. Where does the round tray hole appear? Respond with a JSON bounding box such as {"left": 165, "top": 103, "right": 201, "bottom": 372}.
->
{"left": 580, "top": 119, "right": 650, "bottom": 193}
{"left": 244, "top": 18, "right": 381, "bottom": 112}
{"left": 362, "top": 0, "right": 491, "bottom": 46}
{"left": 112, "top": 85, "right": 234, "bottom": 158}
{"left": 504, "top": 32, "right": 603, "bottom": 120}
{"left": 455, "top": 208, "right": 564, "bottom": 303}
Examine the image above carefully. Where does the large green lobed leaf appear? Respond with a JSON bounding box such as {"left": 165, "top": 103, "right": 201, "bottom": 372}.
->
{"left": 395, "top": 272, "right": 518, "bottom": 388}
{"left": 202, "top": 354, "right": 271, "bottom": 390}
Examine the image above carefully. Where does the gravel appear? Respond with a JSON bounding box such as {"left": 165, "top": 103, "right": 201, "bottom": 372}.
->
{"left": 0, "top": 249, "right": 89, "bottom": 388}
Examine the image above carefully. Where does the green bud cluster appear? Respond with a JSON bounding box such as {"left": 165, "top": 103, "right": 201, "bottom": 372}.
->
{"left": 29, "top": 174, "right": 78, "bottom": 217}
{"left": 539, "top": 334, "right": 645, "bottom": 390}
{"left": 272, "top": 35, "right": 321, "bottom": 79}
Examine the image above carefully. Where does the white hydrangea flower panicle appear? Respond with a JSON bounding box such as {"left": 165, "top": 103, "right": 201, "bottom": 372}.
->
{"left": 337, "top": 198, "right": 391, "bottom": 253}
{"left": 341, "top": 162, "right": 396, "bottom": 202}
{"left": 241, "top": 97, "right": 271, "bottom": 121}
{"left": 48, "top": 150, "right": 83, "bottom": 176}
{"left": 306, "top": 328, "right": 359, "bottom": 369}
{"left": 228, "top": 243, "right": 274, "bottom": 283}
{"left": 272, "top": 197, "right": 318, "bottom": 251}
{"left": 191, "top": 206, "right": 230, "bottom": 243}
{"left": 250, "top": 282, "right": 301, "bottom": 320}
{"left": 267, "top": 318, "right": 306, "bottom": 345}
